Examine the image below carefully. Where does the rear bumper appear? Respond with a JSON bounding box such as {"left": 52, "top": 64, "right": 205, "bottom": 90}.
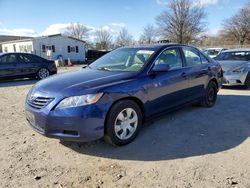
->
{"left": 25, "top": 97, "right": 112, "bottom": 142}
{"left": 51, "top": 70, "right": 57, "bottom": 75}
{"left": 49, "top": 62, "right": 57, "bottom": 75}
{"left": 50, "top": 67, "right": 57, "bottom": 75}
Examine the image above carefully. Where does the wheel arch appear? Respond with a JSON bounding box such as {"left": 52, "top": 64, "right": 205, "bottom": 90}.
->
{"left": 209, "top": 78, "right": 219, "bottom": 91}
{"left": 104, "top": 96, "right": 145, "bottom": 134}
{"left": 37, "top": 66, "right": 51, "bottom": 73}
{"left": 36, "top": 67, "right": 50, "bottom": 79}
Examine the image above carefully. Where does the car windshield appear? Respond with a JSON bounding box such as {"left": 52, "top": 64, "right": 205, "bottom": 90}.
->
{"left": 89, "top": 48, "right": 155, "bottom": 72}
{"left": 215, "top": 51, "right": 250, "bottom": 61}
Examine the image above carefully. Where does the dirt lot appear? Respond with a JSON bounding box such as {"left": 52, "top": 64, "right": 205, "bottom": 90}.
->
{"left": 0, "top": 66, "right": 250, "bottom": 188}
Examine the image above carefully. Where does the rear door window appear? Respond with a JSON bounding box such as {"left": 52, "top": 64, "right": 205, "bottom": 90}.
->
{"left": 183, "top": 47, "right": 202, "bottom": 66}
{"left": 200, "top": 53, "right": 209, "bottom": 64}
{"left": 18, "top": 54, "right": 33, "bottom": 63}
{"left": 31, "top": 55, "right": 45, "bottom": 63}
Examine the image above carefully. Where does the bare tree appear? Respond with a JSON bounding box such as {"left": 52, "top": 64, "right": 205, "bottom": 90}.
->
{"left": 66, "top": 22, "right": 91, "bottom": 40}
{"left": 247, "top": 5, "right": 250, "bottom": 42}
{"left": 222, "top": 3, "right": 250, "bottom": 46}
{"left": 156, "top": 0, "right": 206, "bottom": 44}
{"left": 223, "top": 9, "right": 249, "bottom": 45}
{"left": 140, "top": 24, "right": 156, "bottom": 43}
{"left": 95, "top": 28, "right": 112, "bottom": 50}
{"left": 116, "top": 28, "right": 133, "bottom": 47}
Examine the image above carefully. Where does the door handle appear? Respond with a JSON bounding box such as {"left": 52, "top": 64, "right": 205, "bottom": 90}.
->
{"left": 181, "top": 72, "right": 187, "bottom": 78}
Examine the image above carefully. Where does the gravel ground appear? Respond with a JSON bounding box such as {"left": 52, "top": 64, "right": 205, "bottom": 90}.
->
{"left": 0, "top": 66, "right": 250, "bottom": 188}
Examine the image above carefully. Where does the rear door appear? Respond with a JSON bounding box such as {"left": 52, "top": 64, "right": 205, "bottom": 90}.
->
{"left": 181, "top": 47, "right": 211, "bottom": 100}
{"left": 147, "top": 47, "right": 190, "bottom": 115}
{"left": 17, "top": 53, "right": 38, "bottom": 76}
{"left": 0, "top": 54, "right": 19, "bottom": 79}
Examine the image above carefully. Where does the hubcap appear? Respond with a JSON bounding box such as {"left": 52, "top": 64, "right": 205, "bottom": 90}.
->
{"left": 208, "top": 87, "right": 215, "bottom": 102}
{"left": 38, "top": 68, "right": 49, "bottom": 79}
{"left": 114, "top": 108, "right": 138, "bottom": 140}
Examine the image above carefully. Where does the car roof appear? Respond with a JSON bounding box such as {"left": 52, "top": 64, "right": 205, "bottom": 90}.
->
{"left": 223, "top": 48, "right": 250, "bottom": 53}
{"left": 122, "top": 43, "right": 197, "bottom": 51}
{"left": 0, "top": 44, "right": 201, "bottom": 56}
{"left": 204, "top": 48, "right": 225, "bottom": 50}
{"left": 0, "top": 52, "right": 37, "bottom": 56}
{"left": 0, "top": 52, "right": 34, "bottom": 55}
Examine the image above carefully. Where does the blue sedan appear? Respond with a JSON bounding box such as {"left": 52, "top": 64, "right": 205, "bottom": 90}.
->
{"left": 0, "top": 53, "right": 57, "bottom": 80}
{"left": 25, "top": 44, "right": 223, "bottom": 146}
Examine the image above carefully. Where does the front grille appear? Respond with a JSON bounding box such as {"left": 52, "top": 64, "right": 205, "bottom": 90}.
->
{"left": 28, "top": 97, "right": 54, "bottom": 109}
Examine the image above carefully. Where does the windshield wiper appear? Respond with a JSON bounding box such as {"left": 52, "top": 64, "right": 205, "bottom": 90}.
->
{"left": 97, "top": 67, "right": 112, "bottom": 71}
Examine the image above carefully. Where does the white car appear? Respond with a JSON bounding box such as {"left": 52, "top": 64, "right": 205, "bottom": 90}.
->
{"left": 203, "top": 48, "right": 228, "bottom": 58}
{"left": 214, "top": 48, "right": 250, "bottom": 87}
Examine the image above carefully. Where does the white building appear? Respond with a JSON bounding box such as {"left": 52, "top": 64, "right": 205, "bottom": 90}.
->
{"left": 0, "top": 34, "right": 86, "bottom": 61}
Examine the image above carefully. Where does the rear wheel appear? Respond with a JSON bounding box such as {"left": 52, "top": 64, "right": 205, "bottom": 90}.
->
{"left": 37, "top": 68, "right": 50, "bottom": 80}
{"left": 200, "top": 81, "right": 218, "bottom": 107}
{"left": 104, "top": 100, "right": 142, "bottom": 146}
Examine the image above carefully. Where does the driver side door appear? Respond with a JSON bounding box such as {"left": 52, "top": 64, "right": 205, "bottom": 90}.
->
{"left": 16, "top": 53, "right": 38, "bottom": 76}
{"left": 146, "top": 47, "right": 191, "bottom": 115}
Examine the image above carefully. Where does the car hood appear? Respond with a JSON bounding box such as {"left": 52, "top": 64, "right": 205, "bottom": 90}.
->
{"left": 32, "top": 68, "right": 135, "bottom": 96}
{"left": 218, "top": 60, "right": 248, "bottom": 72}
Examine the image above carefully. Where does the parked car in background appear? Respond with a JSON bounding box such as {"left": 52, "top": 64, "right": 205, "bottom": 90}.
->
{"left": 25, "top": 44, "right": 222, "bottom": 146}
{"left": 0, "top": 53, "right": 57, "bottom": 80}
{"left": 86, "top": 49, "right": 110, "bottom": 64}
{"left": 204, "top": 48, "right": 228, "bottom": 58}
{"left": 214, "top": 48, "right": 250, "bottom": 87}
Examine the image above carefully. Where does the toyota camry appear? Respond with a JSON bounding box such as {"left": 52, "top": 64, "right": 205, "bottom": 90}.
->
{"left": 25, "top": 44, "right": 222, "bottom": 146}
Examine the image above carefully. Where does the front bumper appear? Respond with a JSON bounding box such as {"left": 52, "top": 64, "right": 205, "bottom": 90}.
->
{"left": 25, "top": 94, "right": 112, "bottom": 142}
{"left": 222, "top": 71, "right": 248, "bottom": 86}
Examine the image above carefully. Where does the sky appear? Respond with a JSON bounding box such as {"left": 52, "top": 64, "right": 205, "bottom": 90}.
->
{"left": 0, "top": 0, "right": 249, "bottom": 41}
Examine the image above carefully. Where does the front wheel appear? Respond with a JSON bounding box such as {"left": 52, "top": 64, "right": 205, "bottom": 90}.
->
{"left": 200, "top": 81, "right": 218, "bottom": 107}
{"left": 104, "top": 100, "right": 142, "bottom": 146}
{"left": 37, "top": 68, "right": 50, "bottom": 80}
{"left": 244, "top": 72, "right": 250, "bottom": 88}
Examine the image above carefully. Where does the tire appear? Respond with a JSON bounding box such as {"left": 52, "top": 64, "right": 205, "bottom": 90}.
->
{"left": 200, "top": 81, "right": 218, "bottom": 108}
{"left": 244, "top": 72, "right": 250, "bottom": 88}
{"left": 104, "top": 100, "right": 142, "bottom": 146}
{"left": 37, "top": 68, "right": 50, "bottom": 80}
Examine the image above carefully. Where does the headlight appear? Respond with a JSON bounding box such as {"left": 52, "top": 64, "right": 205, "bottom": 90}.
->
{"left": 232, "top": 64, "right": 250, "bottom": 73}
{"left": 232, "top": 66, "right": 245, "bottom": 73}
{"left": 55, "top": 93, "right": 103, "bottom": 109}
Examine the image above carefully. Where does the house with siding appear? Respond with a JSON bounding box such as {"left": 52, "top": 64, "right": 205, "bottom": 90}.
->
{"left": 0, "top": 34, "right": 86, "bottom": 61}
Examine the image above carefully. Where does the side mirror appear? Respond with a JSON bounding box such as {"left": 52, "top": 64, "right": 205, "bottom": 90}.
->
{"left": 152, "top": 63, "right": 170, "bottom": 72}
{"left": 82, "top": 65, "right": 88, "bottom": 69}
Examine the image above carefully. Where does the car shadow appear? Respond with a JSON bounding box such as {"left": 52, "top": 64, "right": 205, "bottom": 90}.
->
{"left": 61, "top": 94, "right": 250, "bottom": 161}
{"left": 222, "top": 85, "right": 250, "bottom": 91}
{"left": 0, "top": 79, "right": 37, "bottom": 87}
